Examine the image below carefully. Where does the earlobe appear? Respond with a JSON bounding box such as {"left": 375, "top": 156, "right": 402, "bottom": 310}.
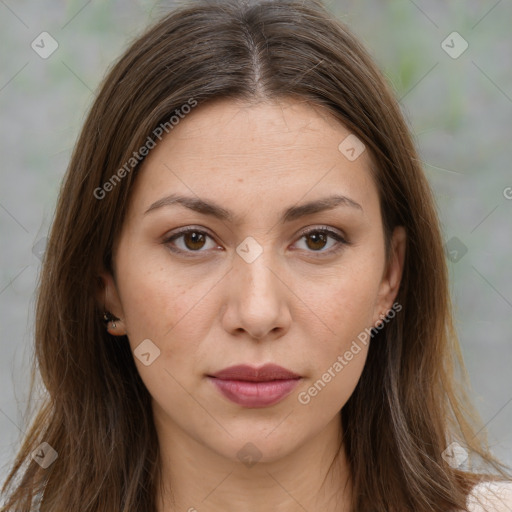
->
{"left": 373, "top": 226, "right": 406, "bottom": 325}
{"left": 96, "top": 270, "right": 127, "bottom": 336}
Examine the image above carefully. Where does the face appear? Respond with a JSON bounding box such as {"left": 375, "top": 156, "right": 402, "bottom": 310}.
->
{"left": 99, "top": 97, "right": 405, "bottom": 464}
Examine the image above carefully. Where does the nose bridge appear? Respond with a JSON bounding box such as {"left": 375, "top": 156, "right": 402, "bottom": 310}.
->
{"left": 227, "top": 236, "right": 287, "bottom": 337}
{"left": 234, "top": 237, "right": 279, "bottom": 300}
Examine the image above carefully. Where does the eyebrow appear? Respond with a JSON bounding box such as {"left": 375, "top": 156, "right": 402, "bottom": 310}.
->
{"left": 144, "top": 193, "right": 363, "bottom": 223}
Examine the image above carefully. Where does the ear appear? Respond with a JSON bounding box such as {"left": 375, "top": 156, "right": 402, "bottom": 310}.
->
{"left": 372, "top": 226, "right": 406, "bottom": 325}
{"left": 96, "top": 269, "right": 127, "bottom": 336}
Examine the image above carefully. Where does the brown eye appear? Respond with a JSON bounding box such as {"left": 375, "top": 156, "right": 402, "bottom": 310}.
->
{"left": 304, "top": 231, "right": 329, "bottom": 251}
{"left": 294, "top": 227, "right": 348, "bottom": 256}
{"left": 163, "top": 227, "right": 218, "bottom": 256}
{"left": 182, "top": 231, "right": 207, "bottom": 250}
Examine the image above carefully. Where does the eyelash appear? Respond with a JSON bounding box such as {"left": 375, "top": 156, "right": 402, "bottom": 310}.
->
{"left": 162, "top": 226, "right": 350, "bottom": 258}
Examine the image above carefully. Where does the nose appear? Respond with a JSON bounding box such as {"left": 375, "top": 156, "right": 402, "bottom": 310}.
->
{"left": 221, "top": 246, "right": 291, "bottom": 341}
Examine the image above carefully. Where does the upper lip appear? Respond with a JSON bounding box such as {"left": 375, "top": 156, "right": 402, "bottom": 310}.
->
{"left": 209, "top": 364, "right": 301, "bottom": 382}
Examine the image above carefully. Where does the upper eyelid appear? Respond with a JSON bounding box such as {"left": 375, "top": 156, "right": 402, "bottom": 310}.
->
{"left": 165, "top": 225, "right": 347, "bottom": 248}
{"left": 296, "top": 225, "right": 347, "bottom": 239}
{"left": 165, "top": 224, "right": 345, "bottom": 238}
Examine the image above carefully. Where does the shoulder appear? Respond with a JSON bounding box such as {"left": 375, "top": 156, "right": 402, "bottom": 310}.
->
{"left": 466, "top": 481, "right": 512, "bottom": 512}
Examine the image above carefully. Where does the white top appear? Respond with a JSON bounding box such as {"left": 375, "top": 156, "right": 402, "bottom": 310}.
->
{"left": 466, "top": 481, "right": 512, "bottom": 511}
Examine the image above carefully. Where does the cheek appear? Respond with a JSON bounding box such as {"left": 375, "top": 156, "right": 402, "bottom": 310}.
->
{"left": 295, "top": 252, "right": 382, "bottom": 409}
{"left": 297, "top": 292, "right": 371, "bottom": 416}
{"left": 122, "top": 275, "right": 189, "bottom": 341}
{"left": 115, "top": 247, "right": 213, "bottom": 356}
{"left": 304, "top": 260, "right": 383, "bottom": 345}
{"left": 298, "top": 345, "right": 368, "bottom": 415}
{"left": 116, "top": 263, "right": 212, "bottom": 409}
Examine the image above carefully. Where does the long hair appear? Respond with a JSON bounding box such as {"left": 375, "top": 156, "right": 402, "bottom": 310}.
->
{"left": 1, "top": 0, "right": 510, "bottom": 510}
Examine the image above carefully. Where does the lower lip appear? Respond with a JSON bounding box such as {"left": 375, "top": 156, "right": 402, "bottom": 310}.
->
{"left": 208, "top": 377, "right": 301, "bottom": 407}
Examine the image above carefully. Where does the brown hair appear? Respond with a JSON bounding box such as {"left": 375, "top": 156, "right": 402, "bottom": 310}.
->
{"left": 1, "top": 0, "right": 510, "bottom": 510}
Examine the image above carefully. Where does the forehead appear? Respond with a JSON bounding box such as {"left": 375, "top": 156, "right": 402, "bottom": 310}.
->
{"left": 128, "top": 97, "right": 379, "bottom": 222}
{"left": 151, "top": 97, "right": 364, "bottom": 162}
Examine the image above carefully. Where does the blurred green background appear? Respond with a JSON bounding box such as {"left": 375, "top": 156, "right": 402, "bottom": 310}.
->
{"left": 1, "top": 0, "right": 511, "bottom": 480}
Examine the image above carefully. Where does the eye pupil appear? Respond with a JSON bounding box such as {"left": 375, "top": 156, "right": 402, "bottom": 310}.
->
{"left": 184, "top": 231, "right": 205, "bottom": 250}
{"left": 306, "top": 232, "right": 327, "bottom": 251}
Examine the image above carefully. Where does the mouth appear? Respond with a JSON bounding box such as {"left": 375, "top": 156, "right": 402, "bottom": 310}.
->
{"left": 207, "top": 364, "right": 302, "bottom": 408}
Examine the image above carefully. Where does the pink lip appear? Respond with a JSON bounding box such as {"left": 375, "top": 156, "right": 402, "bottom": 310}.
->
{"left": 208, "top": 364, "right": 302, "bottom": 408}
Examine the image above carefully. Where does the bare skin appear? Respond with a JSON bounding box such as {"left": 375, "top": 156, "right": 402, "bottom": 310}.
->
{"left": 99, "top": 97, "right": 406, "bottom": 512}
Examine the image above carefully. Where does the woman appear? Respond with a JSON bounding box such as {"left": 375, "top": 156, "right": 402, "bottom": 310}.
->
{"left": 1, "top": 0, "right": 511, "bottom": 510}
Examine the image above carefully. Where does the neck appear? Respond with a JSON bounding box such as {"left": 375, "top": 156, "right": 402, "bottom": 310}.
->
{"left": 154, "top": 410, "right": 352, "bottom": 512}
